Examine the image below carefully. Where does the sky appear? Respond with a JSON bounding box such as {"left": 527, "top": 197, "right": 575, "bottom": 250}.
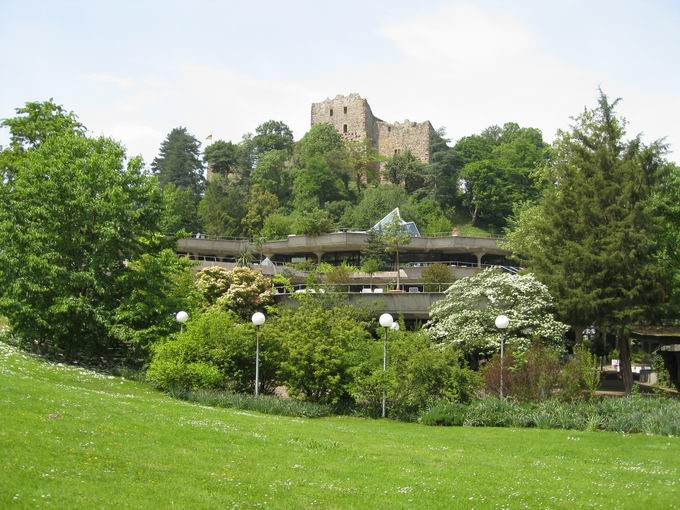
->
{"left": 2, "top": 0, "right": 680, "bottom": 163}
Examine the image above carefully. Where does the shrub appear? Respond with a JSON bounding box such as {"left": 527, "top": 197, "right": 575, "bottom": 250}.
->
{"left": 420, "top": 395, "right": 680, "bottom": 436}
{"left": 559, "top": 346, "right": 600, "bottom": 402}
{"left": 324, "top": 263, "right": 355, "bottom": 289}
{"left": 483, "top": 343, "right": 561, "bottom": 402}
{"left": 266, "top": 298, "right": 372, "bottom": 405}
{"left": 146, "top": 309, "right": 281, "bottom": 393}
{"left": 421, "top": 402, "right": 467, "bottom": 426}
{"left": 170, "top": 388, "right": 332, "bottom": 418}
{"left": 421, "top": 263, "right": 454, "bottom": 292}
{"left": 194, "top": 266, "right": 274, "bottom": 319}
{"left": 351, "top": 331, "right": 481, "bottom": 421}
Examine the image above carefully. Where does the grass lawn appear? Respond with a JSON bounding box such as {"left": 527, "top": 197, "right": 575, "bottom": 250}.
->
{"left": 1, "top": 343, "right": 679, "bottom": 509}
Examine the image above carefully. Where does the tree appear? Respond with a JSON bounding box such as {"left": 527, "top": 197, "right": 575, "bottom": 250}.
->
{"left": 203, "top": 140, "right": 240, "bottom": 178}
{"left": 362, "top": 230, "right": 391, "bottom": 269}
{"left": 110, "top": 249, "right": 198, "bottom": 361}
{"left": 261, "top": 213, "right": 294, "bottom": 240}
{"left": 346, "top": 138, "right": 381, "bottom": 190}
{"left": 346, "top": 185, "right": 411, "bottom": 230}
{"left": 242, "top": 184, "right": 279, "bottom": 237}
{"left": 426, "top": 269, "right": 568, "bottom": 363}
{"left": 293, "top": 207, "right": 334, "bottom": 237}
{"left": 252, "top": 120, "right": 294, "bottom": 157}
{"left": 197, "top": 174, "right": 246, "bottom": 237}
{"left": 503, "top": 92, "right": 670, "bottom": 393}
{"left": 159, "top": 183, "right": 201, "bottom": 235}
{"left": 385, "top": 150, "right": 426, "bottom": 193}
{"left": 1, "top": 99, "right": 85, "bottom": 150}
{"left": 296, "top": 123, "right": 346, "bottom": 166}
{"left": 292, "top": 156, "right": 346, "bottom": 209}
{"left": 421, "top": 263, "right": 454, "bottom": 292}
{"left": 360, "top": 258, "right": 382, "bottom": 289}
{"left": 377, "top": 217, "right": 412, "bottom": 290}
{"left": 152, "top": 127, "right": 204, "bottom": 196}
{"left": 0, "top": 125, "right": 163, "bottom": 358}
{"left": 266, "top": 298, "right": 372, "bottom": 404}
{"left": 251, "top": 149, "right": 291, "bottom": 201}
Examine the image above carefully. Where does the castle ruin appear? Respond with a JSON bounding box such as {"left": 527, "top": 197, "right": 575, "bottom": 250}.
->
{"left": 310, "top": 93, "right": 435, "bottom": 163}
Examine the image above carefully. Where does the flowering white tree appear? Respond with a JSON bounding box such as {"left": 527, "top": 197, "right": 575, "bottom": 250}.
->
{"left": 426, "top": 269, "right": 568, "bottom": 356}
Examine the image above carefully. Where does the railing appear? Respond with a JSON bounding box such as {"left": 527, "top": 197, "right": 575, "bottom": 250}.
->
{"left": 174, "top": 230, "right": 505, "bottom": 243}
{"left": 274, "top": 282, "right": 454, "bottom": 295}
{"left": 404, "top": 260, "right": 522, "bottom": 272}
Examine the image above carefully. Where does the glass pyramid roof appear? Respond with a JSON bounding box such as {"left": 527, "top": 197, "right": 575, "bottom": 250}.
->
{"left": 370, "top": 208, "right": 421, "bottom": 237}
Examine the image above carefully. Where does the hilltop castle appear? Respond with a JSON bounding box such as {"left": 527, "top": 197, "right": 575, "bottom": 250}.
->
{"left": 311, "top": 93, "right": 435, "bottom": 163}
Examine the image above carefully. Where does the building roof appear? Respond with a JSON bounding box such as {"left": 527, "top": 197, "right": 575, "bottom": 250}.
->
{"left": 371, "top": 208, "right": 420, "bottom": 237}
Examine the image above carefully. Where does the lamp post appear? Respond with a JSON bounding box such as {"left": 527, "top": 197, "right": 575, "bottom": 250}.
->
{"left": 379, "top": 313, "right": 394, "bottom": 418}
{"left": 251, "top": 312, "right": 266, "bottom": 397}
{"left": 495, "top": 314, "right": 509, "bottom": 398}
{"left": 175, "top": 311, "right": 188, "bottom": 333}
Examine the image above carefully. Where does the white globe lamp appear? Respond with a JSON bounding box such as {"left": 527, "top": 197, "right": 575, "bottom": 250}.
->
{"left": 379, "top": 313, "right": 394, "bottom": 328}
{"left": 251, "top": 312, "right": 266, "bottom": 326}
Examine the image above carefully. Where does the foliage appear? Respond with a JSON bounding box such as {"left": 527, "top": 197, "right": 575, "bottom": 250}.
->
{"left": 293, "top": 156, "right": 347, "bottom": 209}
{"left": 194, "top": 266, "right": 274, "bottom": 319}
{"left": 503, "top": 91, "right": 671, "bottom": 393}
{"left": 296, "top": 123, "right": 346, "bottom": 166}
{"left": 203, "top": 140, "right": 240, "bottom": 178}
{"left": 170, "top": 388, "right": 332, "bottom": 418}
{"left": 146, "top": 309, "right": 280, "bottom": 393}
{"left": 250, "top": 149, "right": 291, "bottom": 201}
{"left": 110, "top": 250, "right": 198, "bottom": 361}
{"left": 252, "top": 120, "right": 294, "bottom": 157}
{"left": 265, "top": 298, "right": 372, "bottom": 404}
{"left": 421, "top": 395, "right": 680, "bottom": 436}
{"left": 292, "top": 207, "right": 334, "bottom": 237}
{"left": 345, "top": 184, "right": 411, "bottom": 230}
{"left": 159, "top": 183, "right": 201, "bottom": 234}
{"left": 482, "top": 343, "right": 562, "bottom": 401}
{"left": 197, "top": 174, "right": 247, "bottom": 237}
{"left": 0, "top": 120, "right": 163, "bottom": 358}
{"left": 351, "top": 332, "right": 481, "bottom": 421}
{"left": 0, "top": 99, "right": 85, "bottom": 150}
{"left": 559, "top": 347, "right": 601, "bottom": 402}
{"left": 261, "top": 213, "right": 293, "bottom": 240}
{"left": 384, "top": 150, "right": 426, "bottom": 193}
{"left": 324, "top": 263, "right": 354, "bottom": 287}
{"left": 426, "top": 268, "right": 568, "bottom": 358}
{"left": 375, "top": 216, "right": 412, "bottom": 289}
{"left": 242, "top": 184, "right": 279, "bottom": 237}
{"left": 152, "top": 127, "right": 204, "bottom": 197}
{"left": 421, "top": 263, "right": 454, "bottom": 292}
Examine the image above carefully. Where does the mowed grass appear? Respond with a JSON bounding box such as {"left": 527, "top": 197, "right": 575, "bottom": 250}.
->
{"left": 1, "top": 343, "right": 679, "bottom": 509}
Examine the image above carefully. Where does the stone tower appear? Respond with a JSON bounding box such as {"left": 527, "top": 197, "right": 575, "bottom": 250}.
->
{"left": 310, "top": 93, "right": 435, "bottom": 163}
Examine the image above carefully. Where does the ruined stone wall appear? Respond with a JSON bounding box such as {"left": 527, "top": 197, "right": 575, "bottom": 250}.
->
{"left": 375, "top": 120, "right": 434, "bottom": 163}
{"left": 310, "top": 93, "right": 433, "bottom": 164}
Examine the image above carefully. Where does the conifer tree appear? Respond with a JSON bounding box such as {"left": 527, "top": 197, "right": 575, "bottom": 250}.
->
{"left": 505, "top": 91, "right": 669, "bottom": 394}
{"left": 152, "top": 127, "right": 204, "bottom": 197}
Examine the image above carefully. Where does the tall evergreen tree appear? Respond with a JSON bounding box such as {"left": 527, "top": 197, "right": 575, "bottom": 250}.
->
{"left": 505, "top": 91, "right": 669, "bottom": 393}
{"left": 152, "top": 127, "right": 204, "bottom": 196}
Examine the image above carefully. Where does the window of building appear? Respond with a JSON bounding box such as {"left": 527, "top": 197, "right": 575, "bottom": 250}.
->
{"left": 343, "top": 124, "right": 348, "bottom": 133}
{"left": 330, "top": 108, "right": 333, "bottom": 116}
{"left": 394, "top": 149, "right": 398, "bottom": 155}
{"left": 343, "top": 106, "right": 347, "bottom": 114}
{"left": 388, "top": 126, "right": 391, "bottom": 133}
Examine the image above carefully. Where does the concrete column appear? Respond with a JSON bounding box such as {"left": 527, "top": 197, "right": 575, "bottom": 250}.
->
{"left": 475, "top": 252, "right": 484, "bottom": 268}
{"left": 314, "top": 252, "right": 325, "bottom": 263}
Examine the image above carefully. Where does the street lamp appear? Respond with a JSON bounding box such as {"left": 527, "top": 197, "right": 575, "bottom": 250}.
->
{"left": 175, "top": 311, "right": 188, "bottom": 333}
{"left": 495, "top": 314, "right": 510, "bottom": 398}
{"left": 379, "top": 313, "right": 394, "bottom": 418}
{"left": 390, "top": 322, "right": 400, "bottom": 332}
{"left": 251, "top": 312, "right": 266, "bottom": 397}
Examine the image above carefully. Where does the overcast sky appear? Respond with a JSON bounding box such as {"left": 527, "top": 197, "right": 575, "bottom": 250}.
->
{"left": 2, "top": 0, "right": 680, "bottom": 163}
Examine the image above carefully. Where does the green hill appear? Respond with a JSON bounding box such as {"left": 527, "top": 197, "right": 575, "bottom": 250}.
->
{"left": 1, "top": 342, "right": 679, "bottom": 509}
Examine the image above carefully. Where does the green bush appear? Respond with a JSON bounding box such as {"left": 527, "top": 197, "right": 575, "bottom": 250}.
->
{"left": 351, "top": 332, "right": 481, "bottom": 421}
{"left": 170, "top": 388, "right": 332, "bottom": 418}
{"left": 560, "top": 346, "right": 600, "bottom": 402}
{"left": 421, "top": 402, "right": 467, "bottom": 426}
{"left": 420, "top": 395, "right": 680, "bottom": 436}
{"left": 421, "top": 263, "right": 454, "bottom": 292}
{"left": 146, "top": 309, "right": 281, "bottom": 393}
{"left": 266, "top": 298, "right": 372, "bottom": 405}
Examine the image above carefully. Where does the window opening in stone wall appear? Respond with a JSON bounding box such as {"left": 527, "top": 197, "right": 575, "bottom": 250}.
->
{"left": 394, "top": 149, "right": 398, "bottom": 154}
{"left": 330, "top": 108, "right": 333, "bottom": 116}
{"left": 343, "top": 106, "right": 347, "bottom": 114}
{"left": 388, "top": 126, "right": 391, "bottom": 133}
{"left": 343, "top": 124, "right": 348, "bottom": 133}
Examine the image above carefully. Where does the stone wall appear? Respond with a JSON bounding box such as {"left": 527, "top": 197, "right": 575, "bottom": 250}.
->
{"left": 310, "top": 93, "right": 434, "bottom": 164}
